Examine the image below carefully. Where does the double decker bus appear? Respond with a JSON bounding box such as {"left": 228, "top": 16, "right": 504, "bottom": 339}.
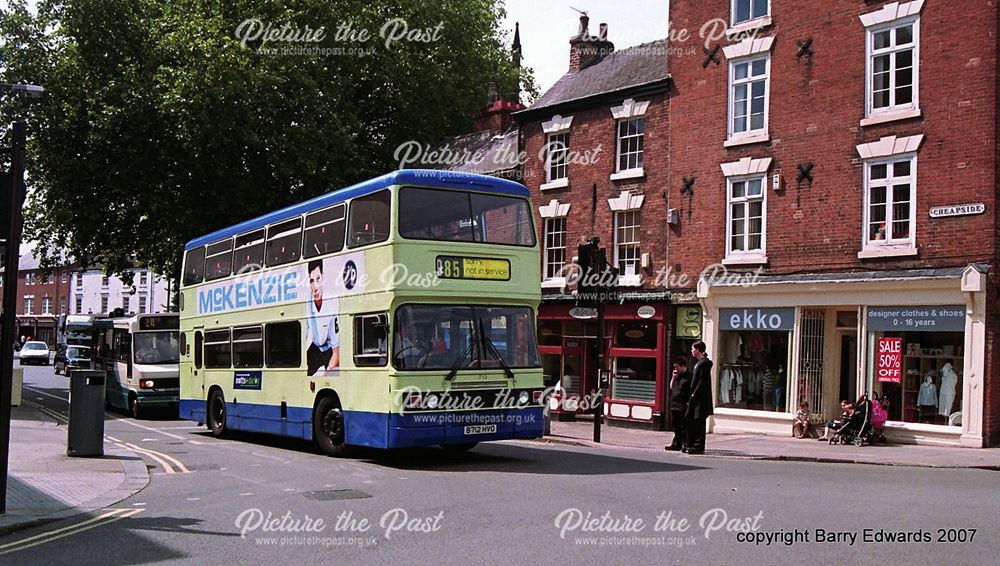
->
{"left": 91, "top": 314, "right": 180, "bottom": 417}
{"left": 179, "top": 170, "right": 545, "bottom": 455}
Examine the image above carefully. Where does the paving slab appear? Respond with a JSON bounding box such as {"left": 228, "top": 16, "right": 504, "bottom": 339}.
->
{"left": 0, "top": 404, "right": 150, "bottom": 535}
{"left": 533, "top": 419, "right": 1000, "bottom": 469}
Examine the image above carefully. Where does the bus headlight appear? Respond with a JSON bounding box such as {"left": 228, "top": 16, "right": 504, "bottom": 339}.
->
{"left": 518, "top": 391, "right": 530, "bottom": 405}
{"left": 140, "top": 380, "right": 155, "bottom": 389}
{"left": 404, "top": 393, "right": 422, "bottom": 409}
{"left": 425, "top": 394, "right": 439, "bottom": 409}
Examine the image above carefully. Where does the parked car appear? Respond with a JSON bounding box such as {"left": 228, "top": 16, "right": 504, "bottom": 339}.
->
{"left": 54, "top": 344, "right": 91, "bottom": 375}
{"left": 19, "top": 341, "right": 50, "bottom": 365}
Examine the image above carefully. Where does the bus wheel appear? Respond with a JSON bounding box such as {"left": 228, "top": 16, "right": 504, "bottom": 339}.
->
{"left": 129, "top": 393, "right": 142, "bottom": 419}
{"left": 207, "top": 390, "right": 228, "bottom": 437}
{"left": 314, "top": 397, "right": 349, "bottom": 457}
{"left": 441, "top": 443, "right": 478, "bottom": 454}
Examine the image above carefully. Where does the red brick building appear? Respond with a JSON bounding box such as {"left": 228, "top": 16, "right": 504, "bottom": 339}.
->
{"left": 5, "top": 254, "right": 75, "bottom": 346}
{"left": 515, "top": 16, "right": 677, "bottom": 428}
{"left": 664, "top": 0, "right": 996, "bottom": 446}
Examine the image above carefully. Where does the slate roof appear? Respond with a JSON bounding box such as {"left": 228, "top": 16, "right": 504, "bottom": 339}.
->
{"left": 428, "top": 123, "right": 520, "bottom": 176}
{"left": 524, "top": 39, "right": 670, "bottom": 114}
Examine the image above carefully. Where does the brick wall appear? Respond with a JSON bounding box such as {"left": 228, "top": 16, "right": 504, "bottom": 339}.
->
{"left": 521, "top": 91, "right": 670, "bottom": 288}
{"left": 666, "top": 0, "right": 998, "bottom": 285}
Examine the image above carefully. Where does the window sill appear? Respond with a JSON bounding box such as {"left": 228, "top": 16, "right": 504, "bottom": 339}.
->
{"left": 724, "top": 133, "right": 770, "bottom": 148}
{"left": 610, "top": 168, "right": 645, "bottom": 182}
{"left": 858, "top": 245, "right": 918, "bottom": 259}
{"left": 540, "top": 179, "right": 569, "bottom": 191}
{"left": 722, "top": 255, "right": 768, "bottom": 266}
{"left": 860, "top": 108, "right": 922, "bottom": 127}
{"left": 541, "top": 278, "right": 566, "bottom": 289}
{"left": 618, "top": 275, "right": 642, "bottom": 287}
{"left": 728, "top": 16, "right": 772, "bottom": 37}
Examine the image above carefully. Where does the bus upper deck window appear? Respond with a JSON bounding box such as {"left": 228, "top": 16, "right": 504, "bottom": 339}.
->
{"left": 205, "top": 238, "right": 234, "bottom": 281}
{"left": 265, "top": 218, "right": 303, "bottom": 267}
{"left": 348, "top": 190, "right": 390, "bottom": 248}
{"left": 233, "top": 229, "right": 265, "bottom": 274}
{"left": 304, "top": 204, "right": 347, "bottom": 258}
{"left": 183, "top": 247, "right": 206, "bottom": 286}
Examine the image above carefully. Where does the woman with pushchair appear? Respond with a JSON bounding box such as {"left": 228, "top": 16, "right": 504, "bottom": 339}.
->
{"left": 816, "top": 400, "right": 854, "bottom": 441}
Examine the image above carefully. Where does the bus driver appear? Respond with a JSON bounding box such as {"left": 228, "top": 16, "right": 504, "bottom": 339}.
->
{"left": 306, "top": 259, "right": 340, "bottom": 375}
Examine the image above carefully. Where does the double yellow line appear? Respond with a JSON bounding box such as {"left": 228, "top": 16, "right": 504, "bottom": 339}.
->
{"left": 22, "top": 401, "right": 190, "bottom": 474}
{"left": 105, "top": 436, "right": 190, "bottom": 474}
{"left": 0, "top": 508, "right": 144, "bottom": 556}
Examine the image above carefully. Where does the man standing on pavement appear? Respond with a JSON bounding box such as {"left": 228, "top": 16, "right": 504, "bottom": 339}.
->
{"left": 685, "top": 341, "right": 714, "bottom": 454}
{"left": 665, "top": 357, "right": 692, "bottom": 451}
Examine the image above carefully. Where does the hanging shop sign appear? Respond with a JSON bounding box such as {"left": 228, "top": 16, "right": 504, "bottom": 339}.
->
{"left": 866, "top": 306, "right": 965, "bottom": 332}
{"left": 569, "top": 307, "right": 598, "bottom": 320}
{"left": 720, "top": 307, "right": 796, "bottom": 331}
{"left": 929, "top": 203, "right": 985, "bottom": 218}
{"left": 876, "top": 337, "right": 903, "bottom": 384}
{"left": 637, "top": 305, "right": 656, "bottom": 319}
{"left": 675, "top": 306, "right": 702, "bottom": 338}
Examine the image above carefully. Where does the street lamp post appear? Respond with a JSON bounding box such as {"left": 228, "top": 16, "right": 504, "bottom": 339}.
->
{"left": 0, "top": 82, "right": 44, "bottom": 514}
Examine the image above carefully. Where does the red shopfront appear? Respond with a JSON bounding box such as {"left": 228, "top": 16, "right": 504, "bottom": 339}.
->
{"left": 539, "top": 301, "right": 669, "bottom": 429}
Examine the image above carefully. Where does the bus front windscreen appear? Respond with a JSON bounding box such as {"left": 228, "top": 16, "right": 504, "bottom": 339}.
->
{"left": 392, "top": 304, "right": 540, "bottom": 370}
{"left": 133, "top": 331, "right": 180, "bottom": 365}
{"left": 398, "top": 187, "right": 535, "bottom": 246}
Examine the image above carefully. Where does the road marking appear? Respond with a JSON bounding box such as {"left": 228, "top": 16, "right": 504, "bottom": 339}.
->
{"left": 23, "top": 401, "right": 68, "bottom": 424}
{"left": 140, "top": 438, "right": 159, "bottom": 442}
{"left": 111, "top": 418, "right": 187, "bottom": 440}
{"left": 186, "top": 497, "right": 201, "bottom": 501}
{"left": 0, "top": 508, "right": 143, "bottom": 556}
{"left": 105, "top": 435, "right": 121, "bottom": 442}
{"left": 23, "top": 386, "right": 68, "bottom": 403}
{"left": 239, "top": 493, "right": 254, "bottom": 496}
{"left": 251, "top": 451, "right": 287, "bottom": 462}
{"left": 121, "top": 443, "right": 190, "bottom": 474}
{"left": 116, "top": 443, "right": 175, "bottom": 474}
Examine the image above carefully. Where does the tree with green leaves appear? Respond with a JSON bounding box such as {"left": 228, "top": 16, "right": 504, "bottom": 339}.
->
{"left": 0, "top": 0, "right": 535, "bottom": 281}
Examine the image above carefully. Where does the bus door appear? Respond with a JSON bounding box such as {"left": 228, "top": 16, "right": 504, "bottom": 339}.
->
{"left": 112, "top": 328, "right": 133, "bottom": 400}
{"left": 189, "top": 327, "right": 204, "bottom": 396}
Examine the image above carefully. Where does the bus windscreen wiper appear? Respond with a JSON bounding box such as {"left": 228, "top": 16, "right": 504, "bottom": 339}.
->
{"left": 477, "top": 319, "right": 515, "bottom": 381}
{"left": 444, "top": 336, "right": 476, "bottom": 381}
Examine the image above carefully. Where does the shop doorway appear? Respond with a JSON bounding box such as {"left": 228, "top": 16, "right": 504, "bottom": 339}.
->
{"left": 838, "top": 332, "right": 858, "bottom": 405}
{"left": 560, "top": 337, "right": 596, "bottom": 411}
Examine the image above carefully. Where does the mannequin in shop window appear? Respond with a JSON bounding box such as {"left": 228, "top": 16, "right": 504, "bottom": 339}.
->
{"left": 917, "top": 373, "right": 937, "bottom": 422}
{"left": 938, "top": 363, "right": 958, "bottom": 418}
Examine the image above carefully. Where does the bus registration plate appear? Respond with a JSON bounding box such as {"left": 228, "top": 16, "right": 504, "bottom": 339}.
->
{"left": 436, "top": 256, "right": 510, "bottom": 281}
{"left": 464, "top": 424, "right": 497, "bottom": 435}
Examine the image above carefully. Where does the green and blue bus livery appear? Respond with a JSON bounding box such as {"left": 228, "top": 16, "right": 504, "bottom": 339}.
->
{"left": 179, "top": 170, "right": 545, "bottom": 455}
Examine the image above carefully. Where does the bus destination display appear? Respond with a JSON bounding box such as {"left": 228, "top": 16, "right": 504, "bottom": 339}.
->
{"left": 435, "top": 256, "right": 510, "bottom": 281}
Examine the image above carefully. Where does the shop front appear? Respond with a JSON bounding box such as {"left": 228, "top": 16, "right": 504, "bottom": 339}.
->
{"left": 539, "top": 299, "right": 670, "bottom": 429}
{"left": 698, "top": 265, "right": 988, "bottom": 447}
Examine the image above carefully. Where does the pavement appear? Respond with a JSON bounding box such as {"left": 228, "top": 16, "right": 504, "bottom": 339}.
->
{"left": 0, "top": 403, "right": 150, "bottom": 536}
{"left": 538, "top": 418, "right": 1000, "bottom": 469}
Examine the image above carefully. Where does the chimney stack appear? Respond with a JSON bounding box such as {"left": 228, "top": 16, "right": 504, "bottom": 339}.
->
{"left": 569, "top": 14, "right": 614, "bottom": 71}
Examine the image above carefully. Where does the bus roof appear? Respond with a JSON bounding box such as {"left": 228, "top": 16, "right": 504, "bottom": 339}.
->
{"left": 184, "top": 169, "right": 530, "bottom": 250}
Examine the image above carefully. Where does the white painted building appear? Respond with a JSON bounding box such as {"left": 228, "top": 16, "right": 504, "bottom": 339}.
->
{"left": 70, "top": 268, "right": 173, "bottom": 315}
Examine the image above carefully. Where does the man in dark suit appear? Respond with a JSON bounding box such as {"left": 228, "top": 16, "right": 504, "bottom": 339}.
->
{"left": 665, "top": 357, "right": 692, "bottom": 451}
{"left": 685, "top": 340, "right": 714, "bottom": 454}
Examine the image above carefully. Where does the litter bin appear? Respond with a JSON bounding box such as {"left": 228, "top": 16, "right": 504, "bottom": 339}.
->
{"left": 67, "top": 369, "right": 106, "bottom": 457}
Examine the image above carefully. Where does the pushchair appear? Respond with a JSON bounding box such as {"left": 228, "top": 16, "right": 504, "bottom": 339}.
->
{"left": 830, "top": 395, "right": 875, "bottom": 446}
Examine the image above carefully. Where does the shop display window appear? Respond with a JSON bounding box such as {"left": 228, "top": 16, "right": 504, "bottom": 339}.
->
{"left": 717, "top": 330, "right": 790, "bottom": 412}
{"left": 611, "top": 357, "right": 656, "bottom": 402}
{"left": 869, "top": 331, "right": 964, "bottom": 426}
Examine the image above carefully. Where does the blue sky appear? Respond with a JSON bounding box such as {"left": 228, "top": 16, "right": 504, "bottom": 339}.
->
{"left": 502, "top": 0, "right": 669, "bottom": 96}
